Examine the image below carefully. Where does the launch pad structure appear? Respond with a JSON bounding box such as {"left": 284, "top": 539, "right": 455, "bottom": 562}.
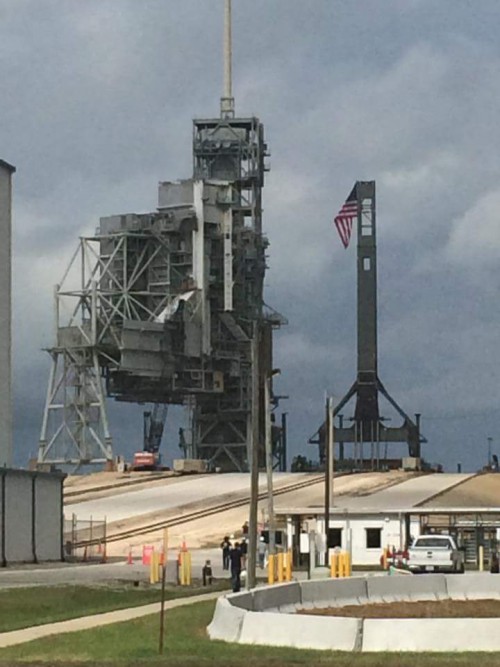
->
{"left": 37, "top": 2, "right": 286, "bottom": 473}
{"left": 310, "top": 181, "right": 426, "bottom": 469}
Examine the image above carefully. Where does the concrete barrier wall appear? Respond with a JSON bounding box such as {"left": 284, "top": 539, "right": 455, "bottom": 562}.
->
{"left": 225, "top": 591, "right": 254, "bottom": 611}
{"left": 209, "top": 574, "right": 500, "bottom": 653}
{"left": 207, "top": 597, "right": 246, "bottom": 643}
{"left": 300, "top": 577, "right": 368, "bottom": 608}
{"left": 362, "top": 618, "right": 500, "bottom": 652}
{"left": 445, "top": 573, "right": 500, "bottom": 600}
{"left": 367, "top": 574, "right": 447, "bottom": 603}
{"left": 252, "top": 582, "right": 301, "bottom": 612}
{"left": 238, "top": 610, "right": 360, "bottom": 651}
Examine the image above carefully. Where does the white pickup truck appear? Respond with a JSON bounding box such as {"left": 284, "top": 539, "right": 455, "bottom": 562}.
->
{"left": 407, "top": 534, "right": 465, "bottom": 574}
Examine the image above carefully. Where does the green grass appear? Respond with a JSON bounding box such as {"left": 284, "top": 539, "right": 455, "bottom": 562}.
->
{"left": 0, "top": 581, "right": 229, "bottom": 632}
{"left": 2, "top": 600, "right": 500, "bottom": 666}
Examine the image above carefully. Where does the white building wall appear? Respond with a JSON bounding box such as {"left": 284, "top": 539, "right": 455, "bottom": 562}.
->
{"left": 0, "top": 469, "right": 63, "bottom": 564}
{"left": 0, "top": 162, "right": 14, "bottom": 468}
{"left": 5, "top": 472, "right": 32, "bottom": 562}
{"left": 323, "top": 513, "right": 406, "bottom": 566}
{"left": 35, "top": 475, "right": 63, "bottom": 561}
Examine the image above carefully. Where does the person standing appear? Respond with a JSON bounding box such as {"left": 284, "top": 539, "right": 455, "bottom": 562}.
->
{"left": 240, "top": 537, "right": 248, "bottom": 569}
{"left": 258, "top": 536, "right": 267, "bottom": 569}
{"left": 220, "top": 535, "right": 231, "bottom": 570}
{"left": 229, "top": 541, "right": 243, "bottom": 592}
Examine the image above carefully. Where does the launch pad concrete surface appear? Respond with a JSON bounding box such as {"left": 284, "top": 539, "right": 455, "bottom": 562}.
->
{"left": 208, "top": 574, "right": 500, "bottom": 652}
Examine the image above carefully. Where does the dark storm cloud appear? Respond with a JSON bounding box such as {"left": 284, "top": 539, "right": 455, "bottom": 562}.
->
{"left": 2, "top": 0, "right": 500, "bottom": 470}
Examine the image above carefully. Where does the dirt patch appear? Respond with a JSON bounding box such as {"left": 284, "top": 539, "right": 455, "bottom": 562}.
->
{"left": 298, "top": 599, "right": 500, "bottom": 618}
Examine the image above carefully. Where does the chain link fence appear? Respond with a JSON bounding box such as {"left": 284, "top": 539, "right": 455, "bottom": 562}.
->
{"left": 64, "top": 514, "right": 107, "bottom": 562}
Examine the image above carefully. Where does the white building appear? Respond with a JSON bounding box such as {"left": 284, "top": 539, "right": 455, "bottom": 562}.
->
{"left": 276, "top": 472, "right": 500, "bottom": 567}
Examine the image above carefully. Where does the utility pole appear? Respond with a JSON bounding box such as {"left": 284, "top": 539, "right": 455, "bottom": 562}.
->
{"left": 324, "top": 396, "right": 334, "bottom": 562}
{"left": 247, "top": 321, "right": 260, "bottom": 590}
{"left": 265, "top": 376, "right": 275, "bottom": 556}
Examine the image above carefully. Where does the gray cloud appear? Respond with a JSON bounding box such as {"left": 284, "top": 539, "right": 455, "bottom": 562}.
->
{"left": 2, "top": 0, "right": 500, "bottom": 471}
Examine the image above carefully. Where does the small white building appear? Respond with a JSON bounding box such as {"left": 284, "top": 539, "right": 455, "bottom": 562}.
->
{"left": 0, "top": 468, "right": 65, "bottom": 564}
{"left": 276, "top": 472, "right": 500, "bottom": 567}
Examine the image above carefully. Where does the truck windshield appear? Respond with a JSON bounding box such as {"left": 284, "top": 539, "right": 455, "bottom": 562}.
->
{"left": 413, "top": 537, "right": 451, "bottom": 549}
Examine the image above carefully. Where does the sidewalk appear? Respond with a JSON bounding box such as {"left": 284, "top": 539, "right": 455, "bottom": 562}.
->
{"left": 0, "top": 590, "right": 224, "bottom": 648}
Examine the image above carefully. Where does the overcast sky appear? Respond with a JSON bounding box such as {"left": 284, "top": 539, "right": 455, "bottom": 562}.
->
{"left": 2, "top": 0, "right": 499, "bottom": 472}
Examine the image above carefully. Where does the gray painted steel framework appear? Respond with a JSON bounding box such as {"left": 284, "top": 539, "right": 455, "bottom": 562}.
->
{"left": 38, "top": 99, "right": 285, "bottom": 473}
{"left": 310, "top": 181, "right": 425, "bottom": 466}
{"left": 38, "top": 3, "right": 286, "bottom": 472}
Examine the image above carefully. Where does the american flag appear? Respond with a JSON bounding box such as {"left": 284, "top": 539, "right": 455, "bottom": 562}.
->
{"left": 334, "top": 185, "right": 358, "bottom": 249}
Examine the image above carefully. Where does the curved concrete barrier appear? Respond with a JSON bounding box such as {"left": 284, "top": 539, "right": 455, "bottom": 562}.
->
{"left": 208, "top": 573, "right": 500, "bottom": 652}
{"left": 367, "top": 573, "right": 447, "bottom": 603}
{"left": 300, "top": 577, "right": 368, "bottom": 609}
{"left": 362, "top": 618, "right": 500, "bottom": 652}
{"left": 252, "top": 581, "right": 301, "bottom": 612}
{"left": 239, "top": 610, "right": 361, "bottom": 651}
{"left": 446, "top": 573, "right": 500, "bottom": 600}
{"left": 207, "top": 597, "right": 246, "bottom": 643}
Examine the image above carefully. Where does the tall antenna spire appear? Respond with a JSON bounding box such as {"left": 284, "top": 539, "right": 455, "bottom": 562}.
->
{"left": 220, "top": 0, "right": 235, "bottom": 118}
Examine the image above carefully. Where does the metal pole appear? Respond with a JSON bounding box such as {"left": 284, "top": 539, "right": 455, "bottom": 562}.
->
{"left": 246, "top": 321, "right": 259, "bottom": 589}
{"left": 158, "top": 562, "right": 167, "bottom": 654}
{"left": 221, "top": 0, "right": 234, "bottom": 117}
{"left": 328, "top": 397, "right": 334, "bottom": 510}
{"left": 281, "top": 412, "right": 288, "bottom": 471}
{"left": 324, "top": 396, "right": 333, "bottom": 562}
{"left": 265, "top": 377, "right": 275, "bottom": 556}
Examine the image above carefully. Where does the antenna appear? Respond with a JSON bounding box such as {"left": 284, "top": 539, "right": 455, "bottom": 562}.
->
{"left": 220, "top": 0, "right": 235, "bottom": 118}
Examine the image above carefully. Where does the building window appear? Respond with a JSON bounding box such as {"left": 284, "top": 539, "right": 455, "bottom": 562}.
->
{"left": 327, "top": 528, "right": 342, "bottom": 548}
{"left": 363, "top": 257, "right": 371, "bottom": 271}
{"left": 366, "top": 528, "right": 382, "bottom": 549}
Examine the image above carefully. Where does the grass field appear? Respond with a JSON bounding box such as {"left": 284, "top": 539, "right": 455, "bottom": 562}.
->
{"left": 0, "top": 582, "right": 229, "bottom": 632}
{"left": 2, "top": 599, "right": 500, "bottom": 666}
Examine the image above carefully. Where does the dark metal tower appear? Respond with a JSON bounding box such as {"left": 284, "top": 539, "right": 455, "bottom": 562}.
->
{"left": 38, "top": 1, "right": 286, "bottom": 473}
{"left": 310, "top": 181, "right": 425, "bottom": 467}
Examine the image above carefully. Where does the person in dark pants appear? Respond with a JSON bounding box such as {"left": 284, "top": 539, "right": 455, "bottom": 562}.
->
{"left": 202, "top": 559, "right": 213, "bottom": 586}
{"left": 229, "top": 542, "right": 242, "bottom": 592}
{"left": 240, "top": 537, "right": 248, "bottom": 569}
{"left": 220, "top": 535, "right": 231, "bottom": 570}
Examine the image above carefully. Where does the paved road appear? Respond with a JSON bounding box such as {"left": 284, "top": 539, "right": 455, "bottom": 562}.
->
{"left": 70, "top": 472, "right": 300, "bottom": 523}
{"left": 335, "top": 474, "right": 475, "bottom": 511}
{"left": 0, "top": 547, "right": 229, "bottom": 588}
